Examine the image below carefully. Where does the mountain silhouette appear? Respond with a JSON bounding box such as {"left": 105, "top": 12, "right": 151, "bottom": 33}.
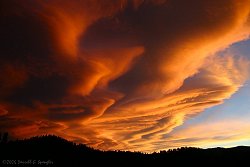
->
{"left": 1, "top": 134, "right": 249, "bottom": 166}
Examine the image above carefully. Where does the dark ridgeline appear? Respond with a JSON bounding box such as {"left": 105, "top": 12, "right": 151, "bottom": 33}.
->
{"left": 0, "top": 134, "right": 249, "bottom": 166}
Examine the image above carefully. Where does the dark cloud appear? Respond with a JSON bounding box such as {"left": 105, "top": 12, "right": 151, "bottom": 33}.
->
{"left": 0, "top": 0, "right": 250, "bottom": 152}
{"left": 109, "top": 0, "right": 245, "bottom": 97}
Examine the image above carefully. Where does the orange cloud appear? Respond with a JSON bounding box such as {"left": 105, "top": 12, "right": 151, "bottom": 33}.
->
{"left": 31, "top": 0, "right": 129, "bottom": 59}
{"left": 0, "top": 64, "right": 28, "bottom": 97}
{"left": 85, "top": 55, "right": 249, "bottom": 152}
{"left": 1, "top": 0, "right": 250, "bottom": 152}
{"left": 0, "top": 107, "right": 8, "bottom": 116}
{"left": 163, "top": 119, "right": 250, "bottom": 151}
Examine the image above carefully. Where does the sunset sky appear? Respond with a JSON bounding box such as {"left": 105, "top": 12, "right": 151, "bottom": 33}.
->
{"left": 1, "top": 0, "right": 250, "bottom": 152}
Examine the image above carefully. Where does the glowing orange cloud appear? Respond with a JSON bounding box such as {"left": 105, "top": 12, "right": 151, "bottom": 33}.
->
{"left": 31, "top": 0, "right": 129, "bottom": 59}
{"left": 0, "top": 0, "right": 250, "bottom": 152}
{"left": 85, "top": 55, "right": 249, "bottom": 152}
{"left": 163, "top": 119, "right": 250, "bottom": 151}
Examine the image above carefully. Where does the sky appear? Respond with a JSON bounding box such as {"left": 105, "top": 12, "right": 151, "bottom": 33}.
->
{"left": 0, "top": 0, "right": 250, "bottom": 152}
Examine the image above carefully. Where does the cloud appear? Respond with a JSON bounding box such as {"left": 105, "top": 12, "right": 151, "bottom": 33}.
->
{"left": 163, "top": 119, "right": 250, "bottom": 150}
{"left": 0, "top": 107, "right": 8, "bottom": 116}
{"left": 0, "top": 0, "right": 250, "bottom": 152}
{"left": 68, "top": 54, "right": 249, "bottom": 152}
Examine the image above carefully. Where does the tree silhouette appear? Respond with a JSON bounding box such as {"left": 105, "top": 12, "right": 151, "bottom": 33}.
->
{"left": 2, "top": 132, "right": 8, "bottom": 143}
{"left": 0, "top": 134, "right": 249, "bottom": 166}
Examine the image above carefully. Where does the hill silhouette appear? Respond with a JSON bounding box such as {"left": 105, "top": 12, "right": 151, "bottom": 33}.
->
{"left": 1, "top": 134, "right": 250, "bottom": 166}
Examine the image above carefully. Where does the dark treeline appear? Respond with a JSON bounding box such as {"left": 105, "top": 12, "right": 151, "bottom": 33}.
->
{"left": 0, "top": 134, "right": 250, "bottom": 166}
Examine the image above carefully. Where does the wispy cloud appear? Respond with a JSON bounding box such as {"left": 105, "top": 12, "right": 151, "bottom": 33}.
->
{"left": 0, "top": 0, "right": 250, "bottom": 152}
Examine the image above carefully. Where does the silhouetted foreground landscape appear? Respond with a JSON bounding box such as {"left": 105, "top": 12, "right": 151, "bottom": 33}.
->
{"left": 1, "top": 134, "right": 250, "bottom": 166}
